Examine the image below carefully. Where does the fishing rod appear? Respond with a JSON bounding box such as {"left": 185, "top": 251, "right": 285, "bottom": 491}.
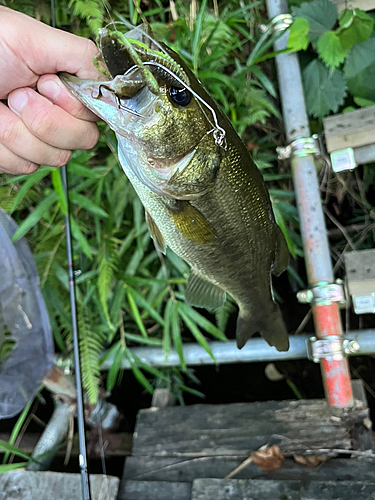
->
{"left": 50, "top": 2, "right": 92, "bottom": 498}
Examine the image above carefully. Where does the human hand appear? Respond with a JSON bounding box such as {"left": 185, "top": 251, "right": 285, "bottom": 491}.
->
{"left": 0, "top": 7, "right": 102, "bottom": 175}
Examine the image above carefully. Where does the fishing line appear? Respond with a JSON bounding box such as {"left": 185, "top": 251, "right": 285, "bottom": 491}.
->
{"left": 142, "top": 61, "right": 226, "bottom": 147}
{"left": 50, "top": 2, "right": 92, "bottom": 499}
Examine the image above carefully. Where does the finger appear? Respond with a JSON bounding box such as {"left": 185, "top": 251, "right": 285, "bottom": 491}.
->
{"left": 1, "top": 7, "right": 101, "bottom": 79}
{"left": 8, "top": 87, "right": 99, "bottom": 150}
{"left": 38, "top": 75, "right": 99, "bottom": 122}
{"left": 0, "top": 142, "right": 39, "bottom": 175}
{"left": 0, "top": 100, "right": 71, "bottom": 167}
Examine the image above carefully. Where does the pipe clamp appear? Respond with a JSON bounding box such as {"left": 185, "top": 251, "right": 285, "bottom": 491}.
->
{"left": 307, "top": 336, "right": 360, "bottom": 363}
{"left": 277, "top": 137, "right": 320, "bottom": 160}
{"left": 297, "top": 280, "right": 347, "bottom": 307}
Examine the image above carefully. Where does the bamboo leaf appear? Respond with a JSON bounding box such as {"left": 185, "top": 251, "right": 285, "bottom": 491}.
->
{"left": 107, "top": 343, "right": 124, "bottom": 392}
{"left": 171, "top": 302, "right": 186, "bottom": 370}
{"left": 69, "top": 192, "right": 109, "bottom": 218}
{"left": 0, "top": 462, "right": 29, "bottom": 472}
{"left": 179, "top": 308, "right": 215, "bottom": 362}
{"left": 0, "top": 440, "right": 31, "bottom": 461}
{"left": 127, "top": 286, "right": 165, "bottom": 326}
{"left": 51, "top": 169, "right": 68, "bottom": 215}
{"left": 11, "top": 191, "right": 58, "bottom": 242}
{"left": 127, "top": 289, "right": 148, "bottom": 337}
{"left": 163, "top": 298, "right": 173, "bottom": 358}
{"left": 179, "top": 303, "right": 227, "bottom": 341}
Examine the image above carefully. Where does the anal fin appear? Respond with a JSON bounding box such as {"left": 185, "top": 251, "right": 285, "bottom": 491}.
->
{"left": 185, "top": 270, "right": 226, "bottom": 311}
{"left": 145, "top": 210, "right": 166, "bottom": 254}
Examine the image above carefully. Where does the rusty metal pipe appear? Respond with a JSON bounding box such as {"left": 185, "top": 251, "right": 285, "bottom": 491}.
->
{"left": 266, "top": 0, "right": 353, "bottom": 407}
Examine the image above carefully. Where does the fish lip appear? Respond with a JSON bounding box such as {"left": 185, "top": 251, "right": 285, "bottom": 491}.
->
{"left": 59, "top": 72, "right": 153, "bottom": 135}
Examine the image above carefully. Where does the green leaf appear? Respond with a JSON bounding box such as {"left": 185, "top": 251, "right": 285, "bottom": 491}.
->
{"left": 70, "top": 217, "right": 92, "bottom": 259}
{"left": 178, "top": 308, "right": 215, "bottom": 362}
{"left": 171, "top": 302, "right": 186, "bottom": 370}
{"left": 292, "top": 0, "right": 337, "bottom": 42}
{"left": 0, "top": 440, "right": 31, "bottom": 461}
{"left": 11, "top": 191, "right": 58, "bottom": 242}
{"left": 344, "top": 38, "right": 375, "bottom": 101}
{"left": 2, "top": 396, "right": 35, "bottom": 464}
{"left": 124, "top": 333, "right": 162, "bottom": 346}
{"left": 317, "top": 31, "right": 349, "bottom": 68}
{"left": 353, "top": 96, "right": 375, "bottom": 107}
{"left": 127, "top": 286, "right": 165, "bottom": 326}
{"left": 344, "top": 38, "right": 375, "bottom": 79}
{"left": 127, "top": 289, "right": 148, "bottom": 337}
{"left": 125, "top": 351, "right": 154, "bottom": 394}
{"left": 10, "top": 167, "right": 53, "bottom": 213}
{"left": 303, "top": 59, "right": 347, "bottom": 118}
{"left": 69, "top": 192, "right": 108, "bottom": 218}
{"left": 51, "top": 169, "right": 68, "bottom": 215}
{"left": 178, "top": 303, "right": 228, "bottom": 341}
{"left": 337, "top": 8, "right": 374, "bottom": 50}
{"left": 163, "top": 298, "right": 173, "bottom": 358}
{"left": 288, "top": 17, "right": 310, "bottom": 51}
{"left": 107, "top": 343, "right": 124, "bottom": 392}
{"left": 0, "top": 462, "right": 29, "bottom": 472}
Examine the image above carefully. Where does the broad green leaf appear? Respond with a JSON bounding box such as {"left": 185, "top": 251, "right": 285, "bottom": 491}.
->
{"left": 303, "top": 59, "right": 347, "bottom": 118}
{"left": 125, "top": 351, "right": 154, "bottom": 393}
{"left": 337, "top": 8, "right": 374, "bottom": 50}
{"left": 292, "top": 0, "right": 337, "bottom": 42}
{"left": 287, "top": 17, "right": 310, "bottom": 51}
{"left": 317, "top": 31, "right": 349, "bottom": 68}
{"left": 11, "top": 191, "right": 58, "bottom": 242}
{"left": 344, "top": 38, "right": 375, "bottom": 100}
{"left": 353, "top": 96, "right": 375, "bottom": 107}
{"left": 344, "top": 38, "right": 375, "bottom": 79}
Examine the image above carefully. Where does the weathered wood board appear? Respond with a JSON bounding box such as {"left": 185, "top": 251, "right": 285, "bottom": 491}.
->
{"left": 0, "top": 471, "right": 119, "bottom": 500}
{"left": 121, "top": 480, "right": 191, "bottom": 500}
{"left": 323, "top": 105, "right": 375, "bottom": 152}
{"left": 191, "top": 479, "right": 375, "bottom": 500}
{"left": 132, "top": 400, "right": 368, "bottom": 457}
{"left": 124, "top": 456, "right": 375, "bottom": 483}
{"left": 331, "top": 0, "right": 375, "bottom": 12}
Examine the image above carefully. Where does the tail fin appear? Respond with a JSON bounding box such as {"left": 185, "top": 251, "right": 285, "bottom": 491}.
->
{"left": 236, "top": 302, "right": 289, "bottom": 352}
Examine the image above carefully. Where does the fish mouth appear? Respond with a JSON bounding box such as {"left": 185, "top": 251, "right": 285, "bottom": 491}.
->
{"left": 59, "top": 73, "right": 155, "bottom": 134}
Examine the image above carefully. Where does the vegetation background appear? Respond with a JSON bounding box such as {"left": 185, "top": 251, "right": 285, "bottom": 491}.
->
{"left": 1, "top": 0, "right": 375, "bottom": 471}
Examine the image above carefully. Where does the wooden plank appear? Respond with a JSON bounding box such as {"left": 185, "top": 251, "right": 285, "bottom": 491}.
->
{"left": 192, "top": 479, "right": 301, "bottom": 500}
{"left": 0, "top": 471, "right": 119, "bottom": 500}
{"left": 331, "top": 0, "right": 375, "bottom": 12}
{"left": 323, "top": 106, "right": 375, "bottom": 152}
{"left": 132, "top": 400, "right": 366, "bottom": 457}
{"left": 118, "top": 480, "right": 191, "bottom": 500}
{"left": 192, "top": 479, "right": 375, "bottom": 500}
{"left": 123, "top": 456, "right": 375, "bottom": 483}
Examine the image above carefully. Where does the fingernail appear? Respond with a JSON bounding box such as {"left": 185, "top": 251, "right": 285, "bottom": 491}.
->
{"left": 9, "top": 90, "right": 28, "bottom": 113}
{"left": 38, "top": 78, "right": 63, "bottom": 102}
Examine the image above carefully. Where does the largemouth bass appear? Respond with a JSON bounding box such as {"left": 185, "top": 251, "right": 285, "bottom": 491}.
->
{"left": 60, "top": 24, "right": 290, "bottom": 351}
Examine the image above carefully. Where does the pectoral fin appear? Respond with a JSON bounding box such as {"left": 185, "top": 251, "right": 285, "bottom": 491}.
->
{"left": 167, "top": 200, "right": 216, "bottom": 245}
{"left": 145, "top": 210, "right": 166, "bottom": 254}
{"left": 186, "top": 270, "right": 226, "bottom": 310}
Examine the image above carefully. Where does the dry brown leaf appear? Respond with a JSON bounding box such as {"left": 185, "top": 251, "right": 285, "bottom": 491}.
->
{"left": 293, "top": 454, "right": 327, "bottom": 467}
{"left": 251, "top": 444, "right": 286, "bottom": 471}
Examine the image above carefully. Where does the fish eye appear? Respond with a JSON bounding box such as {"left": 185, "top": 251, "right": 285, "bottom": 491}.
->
{"left": 168, "top": 87, "right": 192, "bottom": 107}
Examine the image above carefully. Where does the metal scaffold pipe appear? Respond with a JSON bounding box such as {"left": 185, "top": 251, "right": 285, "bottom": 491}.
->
{"left": 99, "top": 330, "right": 375, "bottom": 370}
{"left": 266, "top": 0, "right": 353, "bottom": 407}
